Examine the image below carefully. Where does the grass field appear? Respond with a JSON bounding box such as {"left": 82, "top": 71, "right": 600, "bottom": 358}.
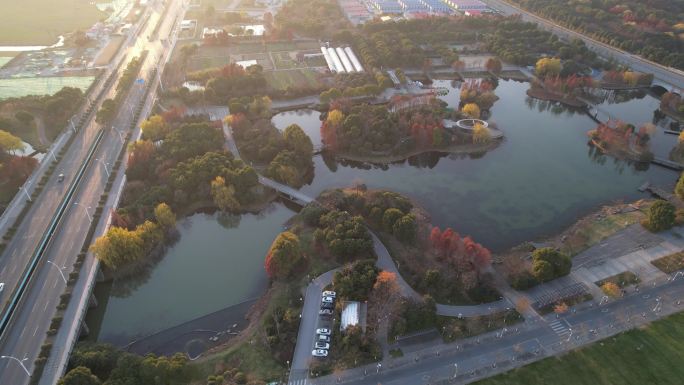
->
{"left": 0, "top": 76, "right": 94, "bottom": 99}
{"left": 476, "top": 311, "right": 684, "bottom": 385}
{"left": 263, "top": 69, "right": 323, "bottom": 91}
{"left": 652, "top": 252, "right": 684, "bottom": 274}
{"left": 0, "top": 0, "right": 105, "bottom": 45}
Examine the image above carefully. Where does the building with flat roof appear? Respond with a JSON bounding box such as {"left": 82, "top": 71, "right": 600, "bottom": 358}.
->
{"left": 370, "top": 0, "right": 404, "bottom": 14}
{"left": 443, "top": 0, "right": 487, "bottom": 11}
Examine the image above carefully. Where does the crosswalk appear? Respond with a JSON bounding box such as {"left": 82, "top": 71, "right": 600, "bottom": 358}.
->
{"left": 288, "top": 369, "right": 309, "bottom": 385}
{"left": 549, "top": 319, "right": 571, "bottom": 339}
{"left": 288, "top": 379, "right": 308, "bottom": 385}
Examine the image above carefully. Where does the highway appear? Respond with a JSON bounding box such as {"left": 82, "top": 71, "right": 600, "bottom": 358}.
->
{"left": 0, "top": 0, "right": 186, "bottom": 383}
{"left": 482, "top": 0, "right": 684, "bottom": 90}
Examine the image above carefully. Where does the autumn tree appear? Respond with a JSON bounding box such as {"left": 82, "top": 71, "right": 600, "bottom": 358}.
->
{"left": 553, "top": 302, "right": 569, "bottom": 315}
{"left": 211, "top": 176, "right": 240, "bottom": 212}
{"left": 141, "top": 115, "right": 169, "bottom": 141}
{"left": 601, "top": 282, "right": 621, "bottom": 298}
{"left": 0, "top": 130, "right": 24, "bottom": 154}
{"left": 462, "top": 103, "right": 481, "bottom": 119}
{"left": 264, "top": 231, "right": 304, "bottom": 279}
{"left": 676, "top": 172, "right": 684, "bottom": 200}
{"left": 472, "top": 123, "right": 491, "bottom": 144}
{"left": 535, "top": 57, "right": 562, "bottom": 78}
{"left": 515, "top": 297, "right": 531, "bottom": 314}
{"left": 154, "top": 203, "right": 176, "bottom": 231}
{"left": 368, "top": 271, "right": 401, "bottom": 320}
{"left": 485, "top": 57, "right": 502, "bottom": 74}
{"left": 91, "top": 226, "right": 145, "bottom": 270}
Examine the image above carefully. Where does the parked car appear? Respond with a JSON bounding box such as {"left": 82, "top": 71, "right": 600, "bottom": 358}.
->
{"left": 319, "top": 308, "right": 333, "bottom": 316}
{"left": 317, "top": 334, "right": 331, "bottom": 342}
{"left": 320, "top": 302, "right": 334, "bottom": 310}
{"left": 322, "top": 290, "right": 336, "bottom": 298}
{"left": 316, "top": 328, "right": 331, "bottom": 335}
{"left": 315, "top": 342, "right": 330, "bottom": 350}
{"left": 321, "top": 296, "right": 334, "bottom": 304}
{"left": 312, "top": 349, "right": 328, "bottom": 357}
{"left": 0, "top": 283, "right": 4, "bottom": 293}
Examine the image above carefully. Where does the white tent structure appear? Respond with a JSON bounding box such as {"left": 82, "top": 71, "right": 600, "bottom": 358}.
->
{"left": 321, "top": 46, "right": 336, "bottom": 72}
{"left": 327, "top": 47, "right": 346, "bottom": 73}
{"left": 344, "top": 46, "right": 364, "bottom": 72}
{"left": 336, "top": 47, "right": 355, "bottom": 73}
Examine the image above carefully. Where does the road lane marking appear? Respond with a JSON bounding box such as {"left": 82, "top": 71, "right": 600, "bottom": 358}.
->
{"left": 33, "top": 325, "right": 39, "bottom": 336}
{"left": 43, "top": 301, "right": 49, "bottom": 312}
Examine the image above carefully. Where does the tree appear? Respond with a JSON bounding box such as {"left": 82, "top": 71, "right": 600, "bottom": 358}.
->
{"left": 333, "top": 259, "right": 379, "bottom": 300}
{"left": 283, "top": 124, "right": 313, "bottom": 158}
{"left": 532, "top": 259, "right": 554, "bottom": 282}
{"left": 601, "top": 282, "right": 621, "bottom": 298}
{"left": 154, "top": 203, "right": 176, "bottom": 230}
{"left": 462, "top": 103, "right": 481, "bottom": 119}
{"left": 553, "top": 302, "right": 569, "bottom": 314}
{"left": 0, "top": 129, "right": 24, "bottom": 154}
{"left": 531, "top": 247, "right": 571, "bottom": 280}
{"left": 58, "top": 366, "right": 102, "bottom": 385}
{"left": 382, "top": 208, "right": 404, "bottom": 233}
{"left": 264, "top": 232, "right": 303, "bottom": 279}
{"left": 140, "top": 115, "right": 168, "bottom": 141}
{"left": 485, "top": 57, "right": 502, "bottom": 74}
{"left": 162, "top": 123, "right": 224, "bottom": 161}
{"left": 515, "top": 297, "right": 530, "bottom": 314}
{"left": 95, "top": 99, "right": 117, "bottom": 126}
{"left": 369, "top": 271, "right": 401, "bottom": 320}
{"left": 535, "top": 57, "right": 562, "bottom": 78}
{"left": 211, "top": 176, "right": 240, "bottom": 212}
{"left": 645, "top": 200, "right": 676, "bottom": 232}
{"left": 392, "top": 214, "right": 417, "bottom": 244}
{"left": 676, "top": 172, "right": 684, "bottom": 200}
{"left": 91, "top": 227, "right": 145, "bottom": 270}
{"left": 472, "top": 123, "right": 491, "bottom": 144}
{"left": 14, "top": 110, "right": 34, "bottom": 125}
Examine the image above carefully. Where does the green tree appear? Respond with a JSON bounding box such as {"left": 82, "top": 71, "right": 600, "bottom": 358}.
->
{"left": 265, "top": 231, "right": 304, "bottom": 279}
{"left": 333, "top": 259, "right": 379, "bottom": 300}
{"left": 95, "top": 99, "right": 117, "bottom": 126}
{"left": 532, "top": 259, "right": 554, "bottom": 282}
{"left": 211, "top": 176, "right": 240, "bottom": 211}
{"left": 162, "top": 123, "right": 224, "bottom": 161}
{"left": 645, "top": 200, "right": 676, "bottom": 232}
{"left": 58, "top": 366, "right": 101, "bottom": 385}
{"left": 393, "top": 214, "right": 417, "bottom": 244}
{"left": 283, "top": 124, "right": 313, "bottom": 159}
{"left": 382, "top": 208, "right": 404, "bottom": 233}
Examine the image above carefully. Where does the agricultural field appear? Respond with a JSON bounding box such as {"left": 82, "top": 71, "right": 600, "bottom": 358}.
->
{"left": 263, "top": 69, "right": 323, "bottom": 91}
{"left": 477, "top": 311, "right": 684, "bottom": 385}
{"left": 0, "top": 76, "right": 94, "bottom": 99}
{"left": 0, "top": 0, "right": 104, "bottom": 45}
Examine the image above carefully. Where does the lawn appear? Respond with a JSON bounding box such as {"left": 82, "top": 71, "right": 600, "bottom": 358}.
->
{"left": 651, "top": 252, "right": 684, "bottom": 274}
{"left": 476, "top": 311, "right": 684, "bottom": 385}
{"left": 263, "top": 69, "right": 323, "bottom": 91}
{"left": 596, "top": 271, "right": 640, "bottom": 288}
{"left": 0, "top": 76, "right": 95, "bottom": 100}
{"left": 0, "top": 0, "right": 105, "bottom": 45}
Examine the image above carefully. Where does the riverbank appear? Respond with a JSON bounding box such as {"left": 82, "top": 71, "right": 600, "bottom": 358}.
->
{"left": 526, "top": 87, "right": 586, "bottom": 108}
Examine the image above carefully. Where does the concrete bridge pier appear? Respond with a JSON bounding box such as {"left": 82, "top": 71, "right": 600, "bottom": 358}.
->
{"left": 79, "top": 321, "right": 90, "bottom": 338}
{"left": 88, "top": 293, "right": 98, "bottom": 309}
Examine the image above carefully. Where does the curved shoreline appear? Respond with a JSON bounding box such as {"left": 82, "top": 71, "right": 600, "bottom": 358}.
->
{"left": 325, "top": 140, "right": 503, "bottom": 164}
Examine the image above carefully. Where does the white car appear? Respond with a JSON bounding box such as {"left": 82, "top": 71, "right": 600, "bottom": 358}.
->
{"left": 321, "top": 296, "right": 334, "bottom": 304}
{"left": 317, "top": 334, "right": 331, "bottom": 342}
{"left": 0, "top": 283, "right": 4, "bottom": 293}
{"left": 315, "top": 342, "right": 330, "bottom": 350}
{"left": 316, "top": 328, "right": 331, "bottom": 336}
{"left": 312, "top": 349, "right": 328, "bottom": 357}
{"left": 322, "top": 290, "right": 336, "bottom": 298}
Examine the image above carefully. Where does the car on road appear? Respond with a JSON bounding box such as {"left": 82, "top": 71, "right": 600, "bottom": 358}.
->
{"left": 322, "top": 290, "right": 336, "bottom": 298}
{"left": 317, "top": 334, "right": 331, "bottom": 342}
{"left": 316, "top": 328, "right": 331, "bottom": 335}
{"left": 0, "top": 283, "right": 4, "bottom": 293}
{"left": 319, "top": 309, "right": 333, "bottom": 316}
{"left": 314, "top": 342, "right": 330, "bottom": 350}
{"left": 58, "top": 173, "right": 65, "bottom": 182}
{"left": 312, "top": 349, "right": 328, "bottom": 357}
{"left": 321, "top": 296, "right": 335, "bottom": 303}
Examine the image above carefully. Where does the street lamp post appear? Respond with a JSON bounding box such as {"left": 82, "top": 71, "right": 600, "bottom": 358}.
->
{"left": 46, "top": 260, "right": 67, "bottom": 284}
{"left": 1, "top": 355, "right": 30, "bottom": 377}
{"left": 95, "top": 158, "right": 110, "bottom": 177}
{"left": 74, "top": 202, "right": 93, "bottom": 223}
{"left": 112, "top": 126, "right": 125, "bottom": 143}
{"left": 19, "top": 183, "right": 32, "bottom": 202}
